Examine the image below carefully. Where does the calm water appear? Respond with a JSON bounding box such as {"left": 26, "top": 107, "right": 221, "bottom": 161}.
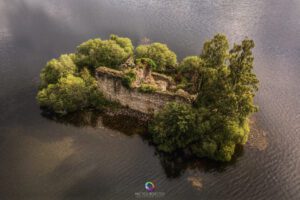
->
{"left": 0, "top": 0, "right": 300, "bottom": 199}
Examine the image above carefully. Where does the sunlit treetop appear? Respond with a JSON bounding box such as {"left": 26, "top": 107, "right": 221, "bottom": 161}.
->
{"left": 75, "top": 35, "right": 134, "bottom": 69}
{"left": 200, "top": 34, "right": 229, "bottom": 68}
{"left": 40, "top": 54, "right": 77, "bottom": 88}
{"left": 135, "top": 42, "right": 177, "bottom": 73}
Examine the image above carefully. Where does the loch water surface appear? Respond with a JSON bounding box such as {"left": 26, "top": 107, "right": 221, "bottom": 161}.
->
{"left": 0, "top": 0, "right": 299, "bottom": 199}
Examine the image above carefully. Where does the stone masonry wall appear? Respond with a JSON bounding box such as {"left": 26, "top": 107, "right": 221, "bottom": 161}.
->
{"left": 96, "top": 67, "right": 192, "bottom": 114}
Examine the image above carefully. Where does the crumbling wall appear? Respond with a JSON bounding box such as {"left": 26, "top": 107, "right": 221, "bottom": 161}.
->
{"left": 96, "top": 67, "right": 192, "bottom": 114}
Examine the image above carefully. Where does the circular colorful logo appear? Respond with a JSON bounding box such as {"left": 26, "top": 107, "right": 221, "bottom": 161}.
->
{"left": 145, "top": 181, "right": 155, "bottom": 192}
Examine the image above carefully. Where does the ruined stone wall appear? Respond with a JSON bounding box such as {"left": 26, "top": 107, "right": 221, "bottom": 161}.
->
{"left": 96, "top": 67, "right": 192, "bottom": 114}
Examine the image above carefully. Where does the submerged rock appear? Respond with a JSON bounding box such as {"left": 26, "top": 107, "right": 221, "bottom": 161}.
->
{"left": 247, "top": 118, "right": 268, "bottom": 151}
{"left": 187, "top": 176, "right": 203, "bottom": 190}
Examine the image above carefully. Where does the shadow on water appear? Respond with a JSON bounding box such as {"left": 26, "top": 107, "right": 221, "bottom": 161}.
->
{"left": 41, "top": 110, "right": 148, "bottom": 136}
{"left": 41, "top": 110, "right": 244, "bottom": 179}
{"left": 41, "top": 110, "right": 102, "bottom": 128}
{"left": 155, "top": 145, "right": 244, "bottom": 178}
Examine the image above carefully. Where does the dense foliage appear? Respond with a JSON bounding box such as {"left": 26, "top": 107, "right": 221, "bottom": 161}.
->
{"left": 150, "top": 34, "right": 259, "bottom": 161}
{"left": 177, "top": 56, "right": 204, "bottom": 93}
{"left": 149, "top": 103, "right": 198, "bottom": 152}
{"left": 37, "top": 34, "right": 259, "bottom": 162}
{"left": 135, "top": 58, "right": 157, "bottom": 70}
{"left": 37, "top": 34, "right": 134, "bottom": 114}
{"left": 135, "top": 43, "right": 177, "bottom": 73}
{"left": 122, "top": 70, "right": 136, "bottom": 88}
{"left": 40, "top": 54, "right": 77, "bottom": 88}
{"left": 37, "top": 68, "right": 105, "bottom": 115}
{"left": 75, "top": 34, "right": 134, "bottom": 70}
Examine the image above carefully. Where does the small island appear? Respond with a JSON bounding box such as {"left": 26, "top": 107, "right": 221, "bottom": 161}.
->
{"left": 37, "top": 34, "right": 259, "bottom": 162}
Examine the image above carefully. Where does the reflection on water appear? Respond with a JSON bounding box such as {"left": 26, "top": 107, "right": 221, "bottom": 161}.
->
{"left": 0, "top": 0, "right": 300, "bottom": 199}
{"left": 157, "top": 144, "right": 244, "bottom": 178}
{"left": 41, "top": 111, "right": 102, "bottom": 128}
{"left": 42, "top": 111, "right": 244, "bottom": 179}
{"left": 41, "top": 110, "right": 148, "bottom": 136}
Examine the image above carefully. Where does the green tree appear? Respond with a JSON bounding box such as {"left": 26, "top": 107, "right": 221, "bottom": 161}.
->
{"left": 200, "top": 34, "right": 229, "bottom": 68}
{"left": 110, "top": 34, "right": 134, "bottom": 55}
{"left": 177, "top": 56, "right": 204, "bottom": 93}
{"left": 150, "top": 34, "right": 259, "bottom": 162}
{"left": 40, "top": 54, "right": 77, "bottom": 88}
{"left": 79, "top": 68, "right": 107, "bottom": 109}
{"left": 135, "top": 42, "right": 177, "bottom": 73}
{"left": 76, "top": 35, "right": 134, "bottom": 69}
{"left": 228, "top": 38, "right": 259, "bottom": 120}
{"left": 190, "top": 113, "right": 249, "bottom": 161}
{"left": 37, "top": 74, "right": 90, "bottom": 114}
{"left": 149, "top": 103, "right": 198, "bottom": 152}
{"left": 194, "top": 35, "right": 257, "bottom": 161}
{"left": 37, "top": 69, "right": 105, "bottom": 115}
{"left": 196, "top": 36, "right": 258, "bottom": 119}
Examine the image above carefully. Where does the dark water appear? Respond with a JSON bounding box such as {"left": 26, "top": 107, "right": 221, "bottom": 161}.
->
{"left": 0, "top": 0, "right": 299, "bottom": 199}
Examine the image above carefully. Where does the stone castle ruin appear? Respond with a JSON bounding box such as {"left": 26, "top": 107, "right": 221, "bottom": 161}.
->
{"left": 96, "top": 59, "right": 194, "bottom": 114}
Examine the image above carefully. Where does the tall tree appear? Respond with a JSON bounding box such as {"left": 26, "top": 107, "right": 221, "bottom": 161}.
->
{"left": 228, "top": 38, "right": 259, "bottom": 121}
{"left": 200, "top": 34, "right": 229, "bottom": 68}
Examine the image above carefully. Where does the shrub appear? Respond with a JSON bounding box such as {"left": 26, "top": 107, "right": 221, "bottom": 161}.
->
{"left": 122, "top": 70, "right": 136, "bottom": 88}
{"left": 135, "top": 58, "right": 157, "bottom": 71}
{"left": 138, "top": 84, "right": 157, "bottom": 93}
{"left": 200, "top": 34, "right": 229, "bottom": 68}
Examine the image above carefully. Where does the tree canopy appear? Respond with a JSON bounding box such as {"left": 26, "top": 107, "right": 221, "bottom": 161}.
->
{"left": 200, "top": 34, "right": 229, "bottom": 68}
{"left": 177, "top": 56, "right": 204, "bottom": 93}
{"left": 75, "top": 35, "right": 134, "bottom": 69}
{"left": 149, "top": 103, "right": 198, "bottom": 152}
{"left": 150, "top": 34, "right": 259, "bottom": 161}
{"left": 135, "top": 42, "right": 177, "bottom": 73}
{"left": 37, "top": 69, "right": 104, "bottom": 115}
{"left": 40, "top": 54, "right": 77, "bottom": 88}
